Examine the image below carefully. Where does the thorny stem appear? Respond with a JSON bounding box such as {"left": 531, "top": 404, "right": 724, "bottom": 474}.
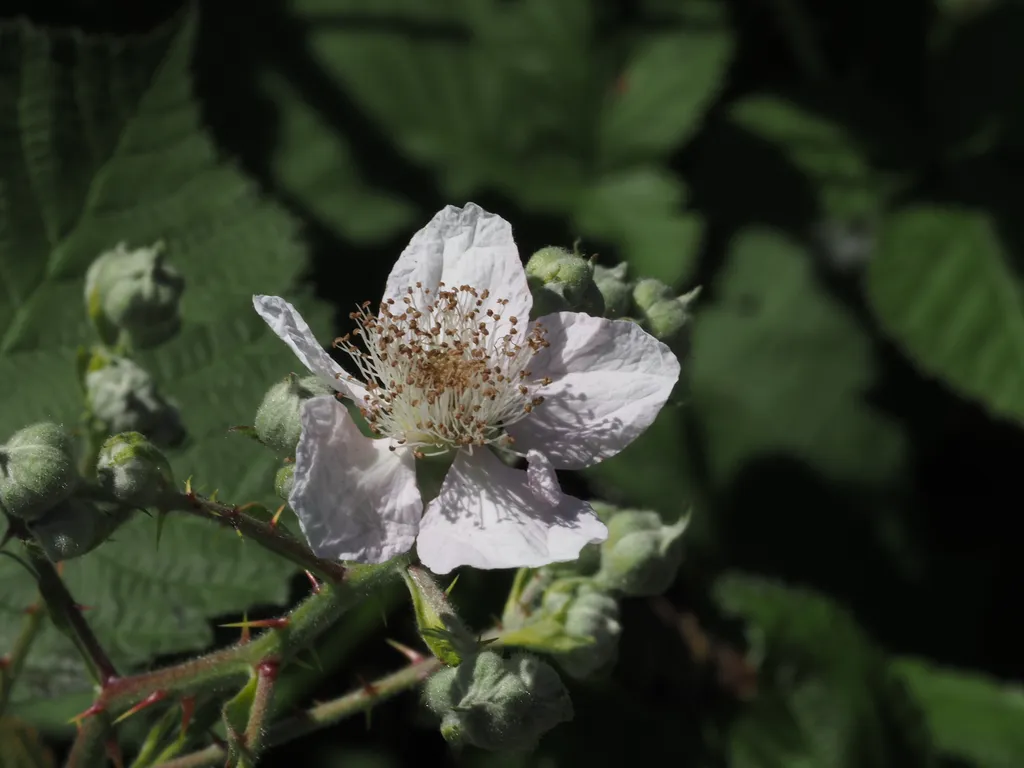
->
{"left": 160, "top": 492, "right": 348, "bottom": 584}
{"left": 65, "top": 713, "right": 111, "bottom": 768}
{"left": 239, "top": 661, "right": 279, "bottom": 767}
{"left": 25, "top": 546, "right": 118, "bottom": 686}
{"left": 64, "top": 560, "right": 402, "bottom": 766}
{"left": 0, "top": 599, "right": 44, "bottom": 714}
{"left": 152, "top": 656, "right": 444, "bottom": 768}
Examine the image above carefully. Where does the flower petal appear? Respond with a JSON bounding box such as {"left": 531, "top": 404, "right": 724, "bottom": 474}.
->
{"left": 526, "top": 449, "right": 561, "bottom": 506}
{"left": 253, "top": 295, "right": 366, "bottom": 400}
{"left": 507, "top": 312, "right": 680, "bottom": 469}
{"left": 415, "top": 448, "right": 607, "bottom": 574}
{"left": 383, "top": 204, "right": 531, "bottom": 330}
{"left": 291, "top": 396, "right": 421, "bottom": 563}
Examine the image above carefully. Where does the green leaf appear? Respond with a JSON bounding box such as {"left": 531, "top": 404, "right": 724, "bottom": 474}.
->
{"left": 0, "top": 9, "right": 331, "bottom": 714}
{"left": 714, "top": 575, "right": 933, "bottom": 768}
{"left": 894, "top": 658, "right": 1024, "bottom": 768}
{"left": 402, "top": 566, "right": 474, "bottom": 666}
{"left": 868, "top": 206, "right": 1024, "bottom": 423}
{"left": 727, "top": 95, "right": 892, "bottom": 220}
{"left": 495, "top": 616, "right": 595, "bottom": 655}
{"left": 597, "top": 7, "right": 733, "bottom": 167}
{"left": 693, "top": 228, "right": 905, "bottom": 486}
{"left": 574, "top": 167, "right": 703, "bottom": 287}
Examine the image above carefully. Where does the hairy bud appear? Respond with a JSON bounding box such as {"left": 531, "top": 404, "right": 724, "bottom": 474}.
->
{"left": 0, "top": 423, "right": 78, "bottom": 521}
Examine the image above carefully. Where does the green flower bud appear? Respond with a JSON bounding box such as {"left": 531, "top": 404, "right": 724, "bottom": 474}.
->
{"left": 274, "top": 463, "right": 295, "bottom": 501}
{"left": 0, "top": 423, "right": 78, "bottom": 521}
{"left": 85, "top": 241, "right": 185, "bottom": 349}
{"left": 525, "top": 246, "right": 604, "bottom": 317}
{"left": 641, "top": 286, "right": 701, "bottom": 343}
{"left": 254, "top": 374, "right": 334, "bottom": 457}
{"left": 593, "top": 263, "right": 633, "bottom": 319}
{"left": 85, "top": 354, "right": 184, "bottom": 447}
{"left": 541, "top": 581, "right": 621, "bottom": 680}
{"left": 28, "top": 498, "right": 130, "bottom": 561}
{"left": 631, "top": 278, "right": 673, "bottom": 314}
{"left": 595, "top": 509, "right": 690, "bottom": 597}
{"left": 96, "top": 432, "right": 173, "bottom": 507}
{"left": 424, "top": 650, "right": 572, "bottom": 751}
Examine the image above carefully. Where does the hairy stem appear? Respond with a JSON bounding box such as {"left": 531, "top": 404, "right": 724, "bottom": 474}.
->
{"left": 152, "top": 656, "right": 443, "bottom": 768}
{"left": 26, "top": 546, "right": 118, "bottom": 685}
{"left": 240, "top": 661, "right": 279, "bottom": 767}
{"left": 65, "top": 713, "right": 110, "bottom": 768}
{"left": 0, "top": 600, "right": 44, "bottom": 714}
{"left": 160, "top": 491, "right": 348, "bottom": 584}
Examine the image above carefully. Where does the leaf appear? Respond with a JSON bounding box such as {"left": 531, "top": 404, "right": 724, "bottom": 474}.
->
{"left": 724, "top": 95, "right": 884, "bottom": 221}
{"left": 0, "top": 717, "right": 55, "bottom": 768}
{"left": 894, "top": 658, "right": 1024, "bottom": 768}
{"left": 495, "top": 617, "right": 595, "bottom": 655}
{"left": 0, "top": 9, "right": 331, "bottom": 713}
{"left": 868, "top": 206, "right": 1024, "bottom": 423}
{"left": 693, "top": 228, "right": 905, "bottom": 486}
{"left": 573, "top": 167, "right": 703, "bottom": 287}
{"left": 713, "top": 574, "right": 933, "bottom": 768}
{"left": 597, "top": 5, "right": 733, "bottom": 167}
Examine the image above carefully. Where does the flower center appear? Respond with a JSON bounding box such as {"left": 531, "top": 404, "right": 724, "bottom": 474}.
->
{"left": 334, "top": 282, "right": 550, "bottom": 457}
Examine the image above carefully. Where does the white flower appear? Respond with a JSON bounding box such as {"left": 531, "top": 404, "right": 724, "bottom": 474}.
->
{"left": 253, "top": 204, "right": 680, "bottom": 574}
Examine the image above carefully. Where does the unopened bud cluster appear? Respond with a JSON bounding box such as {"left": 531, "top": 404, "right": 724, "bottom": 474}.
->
{"left": 496, "top": 501, "right": 689, "bottom": 684}
{"left": 0, "top": 423, "right": 170, "bottom": 561}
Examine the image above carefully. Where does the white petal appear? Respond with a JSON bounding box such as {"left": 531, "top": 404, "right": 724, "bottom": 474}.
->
{"left": 508, "top": 312, "right": 680, "bottom": 469}
{"left": 383, "top": 204, "right": 531, "bottom": 331}
{"left": 415, "top": 448, "right": 607, "bottom": 574}
{"left": 253, "top": 295, "right": 367, "bottom": 401}
{"left": 290, "top": 396, "right": 421, "bottom": 563}
{"left": 526, "top": 449, "right": 561, "bottom": 506}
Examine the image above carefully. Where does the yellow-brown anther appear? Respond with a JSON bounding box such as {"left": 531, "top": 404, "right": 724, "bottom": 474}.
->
{"left": 334, "top": 284, "right": 551, "bottom": 455}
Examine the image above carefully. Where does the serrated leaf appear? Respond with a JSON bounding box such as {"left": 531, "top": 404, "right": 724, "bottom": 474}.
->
{"left": 0, "top": 717, "right": 55, "bottom": 768}
{"left": 894, "top": 658, "right": 1024, "bottom": 768}
{"left": 597, "top": 10, "right": 733, "bottom": 167}
{"left": 714, "top": 575, "right": 933, "bottom": 768}
{"left": 692, "top": 228, "right": 905, "bottom": 486}
{"left": 868, "top": 206, "right": 1024, "bottom": 423}
{"left": 0, "top": 9, "right": 331, "bottom": 714}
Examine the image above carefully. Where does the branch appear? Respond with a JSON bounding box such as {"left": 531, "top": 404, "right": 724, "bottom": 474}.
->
{"left": 152, "top": 656, "right": 443, "bottom": 768}
{"left": 0, "top": 600, "right": 44, "bottom": 714}
{"left": 160, "top": 491, "right": 347, "bottom": 584}
{"left": 25, "top": 546, "right": 118, "bottom": 685}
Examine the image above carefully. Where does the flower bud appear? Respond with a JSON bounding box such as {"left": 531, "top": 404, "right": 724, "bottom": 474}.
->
{"left": 593, "top": 263, "right": 633, "bottom": 319}
{"left": 28, "top": 498, "right": 130, "bottom": 561}
{"left": 85, "top": 354, "right": 184, "bottom": 447}
{"left": 642, "top": 287, "right": 701, "bottom": 343}
{"left": 274, "top": 463, "right": 294, "bottom": 501}
{"left": 631, "top": 277, "right": 674, "bottom": 314}
{"left": 595, "top": 509, "right": 690, "bottom": 597}
{"left": 525, "top": 246, "right": 604, "bottom": 317}
{"left": 96, "top": 432, "right": 173, "bottom": 507}
{"left": 85, "top": 241, "right": 185, "bottom": 348}
{"left": 424, "top": 650, "right": 572, "bottom": 751}
{"left": 0, "top": 423, "right": 78, "bottom": 521}
{"left": 254, "top": 374, "right": 334, "bottom": 457}
{"left": 541, "top": 580, "right": 621, "bottom": 680}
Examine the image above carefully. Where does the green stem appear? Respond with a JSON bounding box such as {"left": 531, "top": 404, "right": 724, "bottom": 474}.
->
{"left": 0, "top": 601, "right": 45, "bottom": 714}
{"left": 65, "top": 713, "right": 110, "bottom": 768}
{"left": 160, "top": 492, "right": 347, "bottom": 584}
{"left": 25, "top": 545, "right": 118, "bottom": 685}
{"left": 152, "top": 656, "right": 443, "bottom": 768}
{"left": 239, "top": 661, "right": 279, "bottom": 767}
